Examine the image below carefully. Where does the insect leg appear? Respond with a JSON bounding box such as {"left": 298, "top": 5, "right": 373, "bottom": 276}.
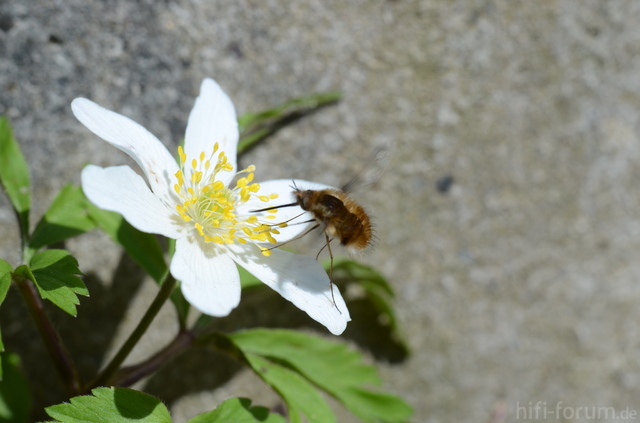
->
{"left": 315, "top": 242, "right": 328, "bottom": 260}
{"left": 324, "top": 233, "right": 341, "bottom": 314}
{"left": 263, "top": 222, "right": 320, "bottom": 253}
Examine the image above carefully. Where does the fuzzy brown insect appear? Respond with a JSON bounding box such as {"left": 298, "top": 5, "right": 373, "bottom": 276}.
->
{"left": 293, "top": 187, "right": 372, "bottom": 251}
{"left": 251, "top": 184, "right": 373, "bottom": 312}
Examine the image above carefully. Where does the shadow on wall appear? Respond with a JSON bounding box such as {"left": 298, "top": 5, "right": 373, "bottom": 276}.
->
{"left": 5, "top": 249, "right": 410, "bottom": 420}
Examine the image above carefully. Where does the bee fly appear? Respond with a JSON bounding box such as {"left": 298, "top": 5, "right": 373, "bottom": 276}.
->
{"left": 251, "top": 183, "right": 373, "bottom": 312}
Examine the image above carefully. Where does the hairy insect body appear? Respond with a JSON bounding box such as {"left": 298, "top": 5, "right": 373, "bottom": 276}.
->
{"left": 295, "top": 189, "right": 372, "bottom": 251}
{"left": 250, "top": 185, "right": 374, "bottom": 313}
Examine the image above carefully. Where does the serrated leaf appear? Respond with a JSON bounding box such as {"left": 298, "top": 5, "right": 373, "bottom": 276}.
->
{"left": 45, "top": 387, "right": 171, "bottom": 423}
{"left": 187, "top": 397, "right": 285, "bottom": 423}
{"left": 244, "top": 352, "right": 336, "bottom": 423}
{"left": 29, "top": 250, "right": 87, "bottom": 316}
{"left": 231, "top": 329, "right": 413, "bottom": 423}
{"left": 87, "top": 206, "right": 167, "bottom": 284}
{"left": 237, "top": 91, "right": 341, "bottom": 155}
{"left": 0, "top": 117, "right": 30, "bottom": 237}
{"left": 0, "top": 352, "right": 31, "bottom": 423}
{"left": 29, "top": 185, "right": 96, "bottom": 251}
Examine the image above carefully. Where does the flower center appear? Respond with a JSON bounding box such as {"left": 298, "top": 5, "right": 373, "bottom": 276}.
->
{"left": 173, "top": 143, "right": 281, "bottom": 254}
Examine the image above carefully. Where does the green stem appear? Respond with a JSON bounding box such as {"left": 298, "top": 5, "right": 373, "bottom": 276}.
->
{"left": 15, "top": 275, "right": 82, "bottom": 395}
{"left": 87, "top": 275, "right": 177, "bottom": 389}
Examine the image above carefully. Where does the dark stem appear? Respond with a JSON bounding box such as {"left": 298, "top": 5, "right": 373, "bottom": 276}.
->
{"left": 15, "top": 276, "right": 82, "bottom": 395}
{"left": 87, "top": 275, "right": 177, "bottom": 389}
{"left": 111, "top": 329, "right": 194, "bottom": 387}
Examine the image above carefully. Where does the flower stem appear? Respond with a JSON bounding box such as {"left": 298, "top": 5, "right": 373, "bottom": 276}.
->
{"left": 110, "top": 329, "right": 194, "bottom": 387}
{"left": 87, "top": 275, "right": 177, "bottom": 389}
{"left": 14, "top": 275, "right": 82, "bottom": 395}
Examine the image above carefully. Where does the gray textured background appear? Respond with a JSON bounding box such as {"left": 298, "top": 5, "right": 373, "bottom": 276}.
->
{"left": 2, "top": 1, "right": 640, "bottom": 422}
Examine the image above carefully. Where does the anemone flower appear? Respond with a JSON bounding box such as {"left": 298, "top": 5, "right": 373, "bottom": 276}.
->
{"left": 71, "top": 78, "right": 350, "bottom": 335}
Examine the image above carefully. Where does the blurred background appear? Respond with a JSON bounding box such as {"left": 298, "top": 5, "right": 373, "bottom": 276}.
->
{"left": 2, "top": 1, "right": 640, "bottom": 421}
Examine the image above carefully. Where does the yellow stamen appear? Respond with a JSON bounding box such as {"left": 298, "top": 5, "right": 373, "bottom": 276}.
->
{"left": 172, "top": 148, "right": 282, "bottom": 255}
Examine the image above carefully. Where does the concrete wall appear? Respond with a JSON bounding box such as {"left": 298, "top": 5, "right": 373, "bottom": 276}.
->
{"left": 2, "top": 1, "right": 640, "bottom": 421}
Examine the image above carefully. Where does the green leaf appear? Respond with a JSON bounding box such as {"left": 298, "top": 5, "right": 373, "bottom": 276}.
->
{"left": 169, "top": 285, "right": 190, "bottom": 329}
{"left": 29, "top": 185, "right": 96, "bottom": 251}
{"left": 0, "top": 259, "right": 13, "bottom": 373}
{"left": 87, "top": 206, "right": 168, "bottom": 284}
{"left": 29, "top": 250, "right": 87, "bottom": 317}
{"left": 0, "top": 259, "right": 11, "bottom": 307}
{"left": 165, "top": 239, "right": 190, "bottom": 328}
{"left": 329, "top": 258, "right": 410, "bottom": 356}
{"left": 187, "top": 398, "right": 285, "bottom": 423}
{"left": 0, "top": 352, "right": 31, "bottom": 423}
{"left": 45, "top": 387, "right": 171, "bottom": 423}
{"left": 0, "top": 117, "right": 31, "bottom": 238}
{"left": 338, "top": 387, "right": 413, "bottom": 423}
{"left": 231, "top": 329, "right": 413, "bottom": 423}
{"left": 243, "top": 352, "right": 336, "bottom": 423}
{"left": 237, "top": 91, "right": 341, "bottom": 155}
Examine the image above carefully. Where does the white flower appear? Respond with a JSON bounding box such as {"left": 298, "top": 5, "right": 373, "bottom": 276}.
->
{"left": 71, "top": 78, "right": 350, "bottom": 335}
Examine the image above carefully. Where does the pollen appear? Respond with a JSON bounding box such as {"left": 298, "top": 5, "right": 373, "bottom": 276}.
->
{"left": 173, "top": 146, "right": 281, "bottom": 252}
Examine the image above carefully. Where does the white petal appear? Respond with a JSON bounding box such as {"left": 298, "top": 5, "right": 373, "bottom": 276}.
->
{"left": 236, "top": 179, "right": 337, "bottom": 243}
{"left": 227, "top": 245, "right": 350, "bottom": 335}
{"left": 171, "top": 236, "right": 241, "bottom": 317}
{"left": 288, "top": 179, "right": 338, "bottom": 192}
{"left": 184, "top": 78, "right": 239, "bottom": 186}
{"left": 82, "top": 165, "right": 181, "bottom": 239}
{"left": 71, "top": 98, "right": 179, "bottom": 204}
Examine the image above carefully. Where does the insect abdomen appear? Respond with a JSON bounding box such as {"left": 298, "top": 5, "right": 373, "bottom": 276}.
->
{"left": 324, "top": 192, "right": 372, "bottom": 250}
